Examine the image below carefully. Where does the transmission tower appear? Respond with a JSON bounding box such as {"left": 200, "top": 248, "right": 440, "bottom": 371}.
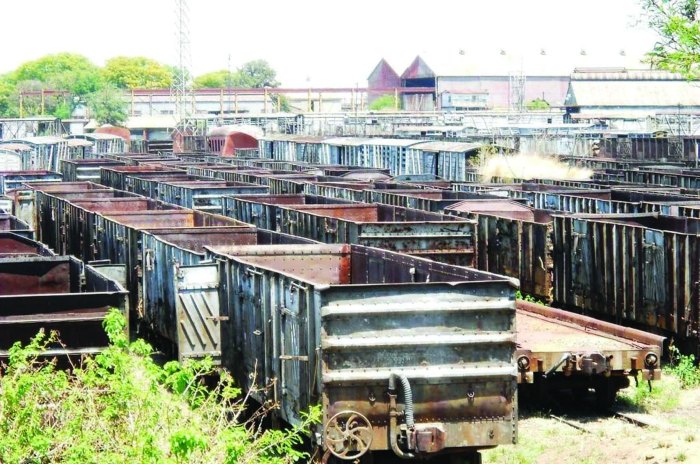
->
{"left": 171, "top": 0, "right": 193, "bottom": 152}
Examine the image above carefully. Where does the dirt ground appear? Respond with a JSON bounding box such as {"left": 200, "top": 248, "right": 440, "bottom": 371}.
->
{"left": 482, "top": 376, "right": 700, "bottom": 464}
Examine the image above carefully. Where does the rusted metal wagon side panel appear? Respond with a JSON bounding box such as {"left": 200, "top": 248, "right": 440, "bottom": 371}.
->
{"left": 530, "top": 192, "right": 646, "bottom": 214}
{"left": 454, "top": 211, "right": 553, "bottom": 302}
{"left": 0, "top": 232, "right": 54, "bottom": 258}
{"left": 553, "top": 215, "right": 700, "bottom": 350}
{"left": 0, "top": 256, "right": 128, "bottom": 356}
{"left": 0, "top": 171, "right": 62, "bottom": 195}
{"left": 60, "top": 159, "right": 125, "bottom": 183}
{"left": 64, "top": 198, "right": 180, "bottom": 261}
{"left": 99, "top": 167, "right": 183, "bottom": 191}
{"left": 321, "top": 283, "right": 516, "bottom": 454}
{"left": 126, "top": 175, "right": 195, "bottom": 199}
{"left": 94, "top": 210, "right": 247, "bottom": 312}
{"left": 141, "top": 229, "right": 256, "bottom": 362}
{"left": 266, "top": 176, "right": 317, "bottom": 195}
{"left": 160, "top": 182, "right": 269, "bottom": 212}
{"left": 303, "top": 183, "right": 367, "bottom": 202}
{"left": 210, "top": 244, "right": 516, "bottom": 458}
{"left": 222, "top": 195, "right": 354, "bottom": 231}
{"left": 278, "top": 205, "right": 477, "bottom": 266}
{"left": 0, "top": 213, "right": 33, "bottom": 239}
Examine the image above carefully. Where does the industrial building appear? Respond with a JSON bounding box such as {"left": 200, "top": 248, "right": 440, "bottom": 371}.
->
{"left": 368, "top": 49, "right": 660, "bottom": 112}
{"left": 564, "top": 68, "right": 700, "bottom": 120}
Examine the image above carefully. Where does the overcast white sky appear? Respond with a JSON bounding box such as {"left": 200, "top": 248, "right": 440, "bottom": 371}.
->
{"left": 1, "top": 0, "right": 659, "bottom": 87}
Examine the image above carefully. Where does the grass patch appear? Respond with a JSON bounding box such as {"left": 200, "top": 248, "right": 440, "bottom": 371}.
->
{"left": 617, "top": 375, "right": 681, "bottom": 413}
{"left": 482, "top": 441, "right": 546, "bottom": 464}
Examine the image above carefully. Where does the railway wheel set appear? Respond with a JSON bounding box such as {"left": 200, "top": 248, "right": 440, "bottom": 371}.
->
{"left": 1, "top": 149, "right": 686, "bottom": 462}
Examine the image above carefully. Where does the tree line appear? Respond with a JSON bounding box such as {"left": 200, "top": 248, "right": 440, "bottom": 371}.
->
{"left": 0, "top": 53, "right": 283, "bottom": 125}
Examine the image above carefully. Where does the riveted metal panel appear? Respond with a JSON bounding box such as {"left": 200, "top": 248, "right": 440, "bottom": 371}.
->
{"left": 277, "top": 203, "right": 477, "bottom": 266}
{"left": 0, "top": 255, "right": 128, "bottom": 357}
{"left": 553, "top": 213, "right": 700, "bottom": 351}
{"left": 160, "top": 181, "right": 269, "bottom": 212}
{"left": 207, "top": 243, "right": 517, "bottom": 455}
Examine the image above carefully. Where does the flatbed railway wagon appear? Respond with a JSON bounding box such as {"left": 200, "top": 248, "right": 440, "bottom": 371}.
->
{"left": 515, "top": 300, "right": 663, "bottom": 406}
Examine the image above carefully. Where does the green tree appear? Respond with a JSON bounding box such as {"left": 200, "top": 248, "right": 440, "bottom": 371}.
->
{"left": 643, "top": 0, "right": 700, "bottom": 77}
{"left": 11, "top": 52, "right": 102, "bottom": 96}
{"left": 369, "top": 94, "right": 398, "bottom": 111}
{"left": 526, "top": 98, "right": 550, "bottom": 110}
{"left": 0, "top": 76, "right": 19, "bottom": 117}
{"left": 237, "top": 59, "right": 280, "bottom": 88}
{"left": 87, "top": 86, "right": 128, "bottom": 126}
{"left": 193, "top": 70, "right": 235, "bottom": 88}
{"left": 102, "top": 56, "right": 173, "bottom": 89}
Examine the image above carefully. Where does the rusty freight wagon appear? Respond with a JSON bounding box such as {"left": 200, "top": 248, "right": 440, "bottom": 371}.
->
{"left": 0, "top": 212, "right": 33, "bottom": 239}
{"left": 446, "top": 199, "right": 555, "bottom": 302}
{"left": 553, "top": 213, "right": 700, "bottom": 353}
{"left": 0, "top": 170, "right": 62, "bottom": 194}
{"left": 158, "top": 180, "right": 269, "bottom": 212}
{"left": 277, "top": 202, "right": 477, "bottom": 266}
{"left": 15, "top": 181, "right": 112, "bottom": 232}
{"left": 0, "top": 232, "right": 54, "bottom": 258}
{"left": 206, "top": 243, "right": 517, "bottom": 462}
{"left": 223, "top": 194, "right": 355, "bottom": 230}
{"left": 140, "top": 227, "right": 314, "bottom": 362}
{"left": 99, "top": 165, "right": 184, "bottom": 191}
{"left": 93, "top": 209, "right": 247, "bottom": 310}
{"left": 0, "top": 255, "right": 128, "bottom": 358}
{"left": 59, "top": 159, "right": 126, "bottom": 183}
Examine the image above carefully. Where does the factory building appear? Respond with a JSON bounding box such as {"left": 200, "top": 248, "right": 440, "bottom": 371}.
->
{"left": 564, "top": 68, "right": 700, "bottom": 120}
{"left": 368, "top": 49, "right": 650, "bottom": 112}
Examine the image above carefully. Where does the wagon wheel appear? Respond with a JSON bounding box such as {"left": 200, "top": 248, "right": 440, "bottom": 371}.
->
{"left": 324, "top": 410, "right": 373, "bottom": 460}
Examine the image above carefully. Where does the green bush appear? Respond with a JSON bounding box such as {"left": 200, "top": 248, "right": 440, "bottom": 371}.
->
{"left": 515, "top": 290, "right": 547, "bottom": 306}
{"left": 667, "top": 345, "right": 700, "bottom": 389}
{"left": 369, "top": 94, "right": 398, "bottom": 111}
{"left": 0, "top": 309, "right": 320, "bottom": 463}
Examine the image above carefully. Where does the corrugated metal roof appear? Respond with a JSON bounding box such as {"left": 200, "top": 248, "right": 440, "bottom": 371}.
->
{"left": 565, "top": 80, "right": 700, "bottom": 107}
{"left": 79, "top": 133, "right": 124, "bottom": 141}
{"left": 410, "top": 141, "right": 484, "bottom": 152}
{"left": 570, "top": 69, "right": 686, "bottom": 80}
{"left": 18, "top": 136, "right": 66, "bottom": 144}
{"left": 207, "top": 124, "right": 264, "bottom": 138}
{"left": 66, "top": 139, "right": 93, "bottom": 147}
{"left": 400, "top": 56, "right": 435, "bottom": 80}
{"left": 399, "top": 48, "right": 646, "bottom": 77}
{"left": 323, "top": 137, "right": 375, "bottom": 146}
{"left": 366, "top": 138, "right": 422, "bottom": 147}
{"left": 0, "top": 143, "right": 32, "bottom": 152}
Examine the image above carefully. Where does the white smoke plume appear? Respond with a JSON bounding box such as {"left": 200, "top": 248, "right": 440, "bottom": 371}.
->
{"left": 478, "top": 153, "right": 593, "bottom": 182}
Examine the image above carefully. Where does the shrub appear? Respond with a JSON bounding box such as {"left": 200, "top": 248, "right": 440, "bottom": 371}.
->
{"left": 0, "top": 309, "right": 320, "bottom": 463}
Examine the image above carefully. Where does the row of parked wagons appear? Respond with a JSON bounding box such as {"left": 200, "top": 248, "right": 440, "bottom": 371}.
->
{"left": 14, "top": 179, "right": 518, "bottom": 463}
{"left": 169, "top": 157, "right": 700, "bottom": 355}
